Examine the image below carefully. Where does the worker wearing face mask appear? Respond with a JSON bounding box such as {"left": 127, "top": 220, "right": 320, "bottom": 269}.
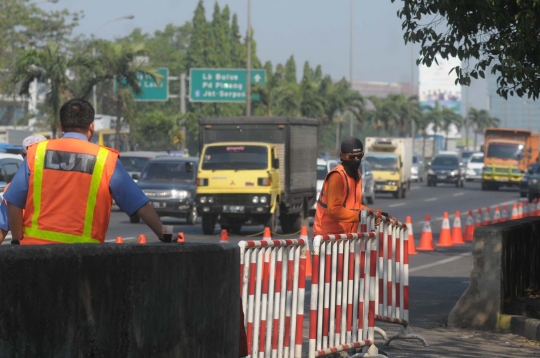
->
{"left": 313, "top": 136, "right": 393, "bottom": 235}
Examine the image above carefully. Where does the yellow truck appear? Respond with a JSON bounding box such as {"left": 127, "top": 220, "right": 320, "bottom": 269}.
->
{"left": 196, "top": 117, "right": 318, "bottom": 235}
{"left": 482, "top": 128, "right": 540, "bottom": 190}
{"left": 364, "top": 137, "right": 413, "bottom": 199}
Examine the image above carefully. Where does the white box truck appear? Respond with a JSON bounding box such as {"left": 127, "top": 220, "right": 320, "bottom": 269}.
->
{"left": 364, "top": 137, "right": 413, "bottom": 199}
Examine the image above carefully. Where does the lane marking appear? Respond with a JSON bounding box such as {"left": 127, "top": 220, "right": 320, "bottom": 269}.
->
{"left": 409, "top": 252, "right": 471, "bottom": 273}
{"left": 453, "top": 193, "right": 464, "bottom": 197}
{"left": 411, "top": 187, "right": 420, "bottom": 190}
{"left": 105, "top": 236, "right": 137, "bottom": 243}
{"left": 389, "top": 203, "right": 405, "bottom": 208}
{"left": 424, "top": 198, "right": 437, "bottom": 202}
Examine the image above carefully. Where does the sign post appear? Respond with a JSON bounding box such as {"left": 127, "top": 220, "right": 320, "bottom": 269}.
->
{"left": 189, "top": 68, "right": 266, "bottom": 103}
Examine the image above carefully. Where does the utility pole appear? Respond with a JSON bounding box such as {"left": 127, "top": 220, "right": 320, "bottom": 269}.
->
{"left": 410, "top": 42, "right": 415, "bottom": 138}
{"left": 465, "top": 85, "right": 470, "bottom": 149}
{"left": 349, "top": 0, "right": 354, "bottom": 136}
{"left": 245, "top": 0, "right": 252, "bottom": 116}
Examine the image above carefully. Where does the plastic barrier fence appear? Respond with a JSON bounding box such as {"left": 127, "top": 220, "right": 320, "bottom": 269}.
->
{"left": 239, "top": 239, "right": 307, "bottom": 358}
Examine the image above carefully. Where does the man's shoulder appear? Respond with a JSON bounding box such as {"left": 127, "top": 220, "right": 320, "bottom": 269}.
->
{"left": 98, "top": 145, "right": 120, "bottom": 156}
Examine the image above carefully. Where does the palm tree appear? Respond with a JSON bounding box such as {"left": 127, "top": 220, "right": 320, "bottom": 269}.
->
{"left": 424, "top": 102, "right": 445, "bottom": 157}
{"left": 441, "top": 107, "right": 463, "bottom": 150}
{"left": 413, "top": 112, "right": 431, "bottom": 160}
{"left": 93, "top": 40, "right": 161, "bottom": 150}
{"left": 368, "top": 96, "right": 397, "bottom": 136}
{"left": 9, "top": 43, "right": 96, "bottom": 138}
{"left": 468, "top": 108, "right": 500, "bottom": 149}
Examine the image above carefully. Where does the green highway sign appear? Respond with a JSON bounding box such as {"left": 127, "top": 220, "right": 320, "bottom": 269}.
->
{"left": 115, "top": 68, "right": 169, "bottom": 101}
{"left": 189, "top": 68, "right": 266, "bottom": 103}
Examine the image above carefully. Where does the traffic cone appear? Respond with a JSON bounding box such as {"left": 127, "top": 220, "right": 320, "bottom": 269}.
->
{"left": 220, "top": 229, "right": 229, "bottom": 242}
{"left": 115, "top": 236, "right": 123, "bottom": 244}
{"left": 138, "top": 234, "right": 146, "bottom": 244}
{"left": 518, "top": 202, "right": 524, "bottom": 219}
{"left": 406, "top": 216, "right": 418, "bottom": 255}
{"left": 437, "top": 212, "right": 453, "bottom": 247}
{"left": 501, "top": 205, "right": 509, "bottom": 222}
{"left": 464, "top": 210, "right": 475, "bottom": 242}
{"left": 535, "top": 198, "right": 540, "bottom": 216}
{"left": 475, "top": 208, "right": 483, "bottom": 227}
{"left": 300, "top": 226, "right": 312, "bottom": 277}
{"left": 511, "top": 203, "right": 519, "bottom": 220}
{"left": 263, "top": 227, "right": 272, "bottom": 241}
{"left": 523, "top": 202, "right": 529, "bottom": 218}
{"left": 451, "top": 211, "right": 465, "bottom": 245}
{"left": 492, "top": 206, "right": 501, "bottom": 224}
{"left": 417, "top": 214, "right": 435, "bottom": 251}
{"left": 177, "top": 232, "right": 185, "bottom": 243}
{"left": 482, "top": 207, "right": 491, "bottom": 226}
{"left": 531, "top": 199, "right": 538, "bottom": 216}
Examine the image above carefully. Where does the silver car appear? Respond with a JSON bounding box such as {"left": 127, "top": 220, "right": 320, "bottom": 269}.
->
{"left": 361, "top": 161, "right": 375, "bottom": 204}
{"left": 411, "top": 153, "right": 424, "bottom": 182}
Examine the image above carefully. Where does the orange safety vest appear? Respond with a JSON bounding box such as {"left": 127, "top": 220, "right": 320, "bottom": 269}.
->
{"left": 313, "top": 164, "right": 362, "bottom": 236}
{"left": 22, "top": 138, "right": 118, "bottom": 245}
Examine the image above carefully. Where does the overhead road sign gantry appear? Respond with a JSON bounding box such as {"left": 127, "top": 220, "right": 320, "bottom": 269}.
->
{"left": 189, "top": 68, "right": 266, "bottom": 103}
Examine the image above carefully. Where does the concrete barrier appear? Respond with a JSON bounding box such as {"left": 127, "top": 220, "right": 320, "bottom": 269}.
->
{"left": 449, "top": 217, "right": 540, "bottom": 332}
{"left": 0, "top": 242, "right": 239, "bottom": 358}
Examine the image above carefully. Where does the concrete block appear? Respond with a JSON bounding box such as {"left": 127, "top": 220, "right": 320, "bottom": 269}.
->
{"left": 0, "top": 242, "right": 239, "bottom": 358}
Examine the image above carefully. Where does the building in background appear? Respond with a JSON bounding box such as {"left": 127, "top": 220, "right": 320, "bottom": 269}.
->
{"left": 351, "top": 81, "right": 414, "bottom": 99}
{"left": 487, "top": 73, "right": 540, "bottom": 132}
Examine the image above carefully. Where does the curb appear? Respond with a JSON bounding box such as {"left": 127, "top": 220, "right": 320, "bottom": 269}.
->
{"left": 510, "top": 316, "right": 540, "bottom": 342}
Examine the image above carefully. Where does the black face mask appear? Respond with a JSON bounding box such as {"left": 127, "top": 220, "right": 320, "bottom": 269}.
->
{"left": 342, "top": 160, "right": 361, "bottom": 180}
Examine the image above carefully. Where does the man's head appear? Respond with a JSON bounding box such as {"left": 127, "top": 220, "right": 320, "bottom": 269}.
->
{"left": 59, "top": 98, "right": 95, "bottom": 140}
{"left": 340, "top": 136, "right": 364, "bottom": 178}
{"left": 21, "top": 134, "right": 47, "bottom": 158}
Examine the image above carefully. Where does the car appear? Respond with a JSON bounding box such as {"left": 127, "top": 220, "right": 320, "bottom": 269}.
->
{"left": 132, "top": 157, "right": 199, "bottom": 224}
{"left": 411, "top": 153, "right": 424, "bottom": 182}
{"left": 0, "top": 153, "right": 23, "bottom": 201}
{"left": 118, "top": 151, "right": 168, "bottom": 182}
{"left": 526, "top": 164, "right": 540, "bottom": 202}
{"left": 460, "top": 150, "right": 481, "bottom": 164}
{"left": 520, "top": 163, "right": 538, "bottom": 198}
{"left": 465, "top": 153, "right": 484, "bottom": 181}
{"left": 310, "top": 159, "right": 338, "bottom": 216}
{"left": 361, "top": 160, "right": 375, "bottom": 204}
{"left": 427, "top": 154, "right": 465, "bottom": 187}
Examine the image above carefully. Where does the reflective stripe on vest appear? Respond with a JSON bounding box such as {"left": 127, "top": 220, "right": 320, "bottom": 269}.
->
{"left": 24, "top": 141, "right": 109, "bottom": 244}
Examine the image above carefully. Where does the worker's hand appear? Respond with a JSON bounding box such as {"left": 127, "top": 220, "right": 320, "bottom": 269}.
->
{"left": 374, "top": 216, "right": 382, "bottom": 227}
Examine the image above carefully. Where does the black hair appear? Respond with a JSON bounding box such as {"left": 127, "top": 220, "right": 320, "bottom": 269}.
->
{"left": 59, "top": 98, "right": 95, "bottom": 132}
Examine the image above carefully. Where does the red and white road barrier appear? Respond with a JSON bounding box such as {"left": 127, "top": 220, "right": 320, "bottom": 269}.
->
{"left": 239, "top": 238, "right": 307, "bottom": 358}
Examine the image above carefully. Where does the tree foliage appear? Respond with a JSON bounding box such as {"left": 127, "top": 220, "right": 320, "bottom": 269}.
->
{"left": 393, "top": 0, "right": 540, "bottom": 99}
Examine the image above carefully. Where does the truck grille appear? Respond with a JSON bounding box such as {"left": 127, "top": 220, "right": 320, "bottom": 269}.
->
{"left": 213, "top": 194, "right": 252, "bottom": 206}
{"left": 375, "top": 181, "right": 387, "bottom": 186}
{"left": 494, "top": 167, "right": 510, "bottom": 174}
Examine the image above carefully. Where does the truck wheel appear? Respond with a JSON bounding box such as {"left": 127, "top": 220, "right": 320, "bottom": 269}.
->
{"left": 393, "top": 187, "right": 402, "bottom": 199}
{"left": 528, "top": 194, "right": 536, "bottom": 203}
{"left": 283, "top": 214, "right": 303, "bottom": 234}
{"left": 202, "top": 214, "right": 216, "bottom": 235}
{"left": 265, "top": 205, "right": 280, "bottom": 234}
{"left": 481, "top": 182, "right": 487, "bottom": 191}
{"left": 129, "top": 214, "right": 140, "bottom": 224}
{"left": 401, "top": 186, "right": 406, "bottom": 199}
{"left": 367, "top": 193, "right": 374, "bottom": 204}
{"left": 520, "top": 191, "right": 527, "bottom": 198}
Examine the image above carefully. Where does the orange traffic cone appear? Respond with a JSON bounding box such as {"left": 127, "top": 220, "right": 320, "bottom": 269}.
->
{"left": 177, "top": 232, "right": 185, "bottom": 243}
{"left": 138, "top": 234, "right": 146, "bottom": 244}
{"left": 524, "top": 201, "right": 530, "bottom": 217}
{"left": 501, "top": 205, "right": 509, "bottom": 222}
{"left": 437, "top": 212, "right": 453, "bottom": 247}
{"left": 518, "top": 202, "right": 524, "bottom": 219}
{"left": 535, "top": 199, "right": 540, "bottom": 216}
{"left": 511, "top": 203, "right": 519, "bottom": 220}
{"left": 492, "top": 206, "right": 501, "bottom": 224}
{"left": 406, "top": 216, "right": 418, "bottom": 255}
{"left": 475, "top": 208, "right": 483, "bottom": 227}
{"left": 263, "top": 227, "right": 272, "bottom": 241}
{"left": 451, "top": 211, "right": 465, "bottom": 245}
{"left": 115, "top": 236, "right": 123, "bottom": 244}
{"left": 220, "top": 229, "right": 229, "bottom": 242}
{"left": 464, "top": 210, "right": 475, "bottom": 242}
{"left": 300, "top": 226, "right": 312, "bottom": 277}
{"left": 417, "top": 214, "right": 435, "bottom": 251}
{"left": 482, "top": 207, "right": 491, "bottom": 226}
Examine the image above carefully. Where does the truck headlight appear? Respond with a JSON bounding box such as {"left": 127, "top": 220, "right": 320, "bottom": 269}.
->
{"left": 483, "top": 167, "right": 492, "bottom": 173}
{"left": 450, "top": 170, "right": 458, "bottom": 176}
{"left": 199, "top": 196, "right": 207, "bottom": 204}
{"left": 171, "top": 190, "right": 189, "bottom": 199}
{"left": 531, "top": 179, "right": 538, "bottom": 185}
{"left": 260, "top": 196, "right": 268, "bottom": 204}
{"left": 252, "top": 196, "right": 259, "bottom": 204}
{"left": 428, "top": 169, "right": 435, "bottom": 175}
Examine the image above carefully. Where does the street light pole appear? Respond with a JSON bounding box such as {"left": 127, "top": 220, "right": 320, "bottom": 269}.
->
{"left": 92, "top": 15, "right": 135, "bottom": 111}
{"left": 245, "top": 0, "right": 252, "bottom": 116}
{"left": 349, "top": 0, "right": 354, "bottom": 136}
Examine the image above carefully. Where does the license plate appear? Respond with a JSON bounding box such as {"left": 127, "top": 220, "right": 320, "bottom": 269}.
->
{"left": 152, "top": 202, "right": 164, "bottom": 208}
{"left": 438, "top": 175, "right": 446, "bottom": 179}
{"left": 497, "top": 178, "right": 508, "bottom": 182}
{"left": 224, "top": 205, "right": 244, "bottom": 213}
{"left": 375, "top": 185, "right": 383, "bottom": 190}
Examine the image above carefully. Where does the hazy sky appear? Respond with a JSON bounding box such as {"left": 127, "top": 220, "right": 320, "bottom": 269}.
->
{"left": 42, "top": 0, "right": 488, "bottom": 111}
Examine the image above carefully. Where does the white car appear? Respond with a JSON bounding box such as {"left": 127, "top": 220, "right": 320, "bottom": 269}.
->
{"left": 310, "top": 158, "right": 338, "bottom": 216}
{"left": 466, "top": 153, "right": 484, "bottom": 181}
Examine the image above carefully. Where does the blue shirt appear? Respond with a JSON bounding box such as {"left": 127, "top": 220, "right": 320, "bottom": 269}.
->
{"left": 1, "top": 133, "right": 149, "bottom": 231}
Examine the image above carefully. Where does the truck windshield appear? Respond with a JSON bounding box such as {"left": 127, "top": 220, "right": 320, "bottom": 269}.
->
{"left": 317, "top": 165, "right": 328, "bottom": 180}
{"left": 202, "top": 145, "right": 268, "bottom": 170}
{"left": 119, "top": 157, "right": 151, "bottom": 172}
{"left": 364, "top": 154, "right": 398, "bottom": 171}
{"left": 140, "top": 162, "right": 194, "bottom": 181}
{"left": 486, "top": 143, "right": 523, "bottom": 160}
{"left": 432, "top": 156, "right": 459, "bottom": 166}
